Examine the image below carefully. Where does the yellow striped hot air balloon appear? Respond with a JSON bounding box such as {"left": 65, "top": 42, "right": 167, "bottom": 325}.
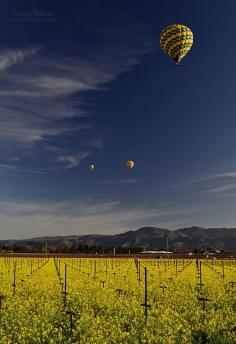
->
{"left": 126, "top": 160, "right": 135, "bottom": 169}
{"left": 160, "top": 24, "right": 193, "bottom": 65}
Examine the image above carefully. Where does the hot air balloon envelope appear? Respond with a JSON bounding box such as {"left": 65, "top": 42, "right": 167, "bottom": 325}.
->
{"left": 126, "top": 160, "right": 135, "bottom": 169}
{"left": 160, "top": 24, "right": 193, "bottom": 64}
{"left": 88, "top": 164, "right": 95, "bottom": 171}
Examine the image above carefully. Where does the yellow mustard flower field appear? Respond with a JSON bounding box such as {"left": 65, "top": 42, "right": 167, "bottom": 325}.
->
{"left": 0, "top": 257, "right": 235, "bottom": 344}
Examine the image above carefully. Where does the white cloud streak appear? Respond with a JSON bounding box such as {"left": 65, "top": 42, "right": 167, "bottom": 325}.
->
{"left": 0, "top": 20, "right": 154, "bottom": 178}
{"left": 204, "top": 182, "right": 236, "bottom": 193}
{"left": 168, "top": 171, "right": 236, "bottom": 189}
{"left": 57, "top": 152, "right": 90, "bottom": 169}
{"left": 0, "top": 39, "right": 151, "bottom": 147}
{"left": 0, "top": 47, "right": 39, "bottom": 71}
{"left": 0, "top": 198, "right": 206, "bottom": 239}
{"left": 0, "top": 41, "right": 153, "bottom": 179}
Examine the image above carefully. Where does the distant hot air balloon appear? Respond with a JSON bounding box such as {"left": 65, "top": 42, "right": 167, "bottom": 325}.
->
{"left": 160, "top": 24, "right": 193, "bottom": 65}
{"left": 88, "top": 164, "right": 95, "bottom": 171}
{"left": 126, "top": 160, "right": 135, "bottom": 169}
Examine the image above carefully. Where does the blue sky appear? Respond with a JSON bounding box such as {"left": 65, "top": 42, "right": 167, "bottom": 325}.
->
{"left": 1, "top": 0, "right": 236, "bottom": 239}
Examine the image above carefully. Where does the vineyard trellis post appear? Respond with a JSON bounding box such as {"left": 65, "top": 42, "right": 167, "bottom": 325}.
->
{"left": 12, "top": 261, "right": 16, "bottom": 296}
{"left": 141, "top": 267, "right": 150, "bottom": 320}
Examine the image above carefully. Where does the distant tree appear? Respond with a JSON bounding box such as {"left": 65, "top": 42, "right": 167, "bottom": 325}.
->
{"left": 173, "top": 242, "right": 184, "bottom": 251}
{"left": 47, "top": 244, "right": 57, "bottom": 253}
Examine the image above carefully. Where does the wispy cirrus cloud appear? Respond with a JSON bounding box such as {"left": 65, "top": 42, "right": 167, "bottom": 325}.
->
{"left": 55, "top": 135, "right": 107, "bottom": 169}
{"left": 167, "top": 170, "right": 236, "bottom": 195}
{"left": 0, "top": 162, "right": 57, "bottom": 177}
{"left": 90, "top": 137, "right": 105, "bottom": 149}
{"left": 0, "top": 19, "right": 154, "bottom": 179}
{"left": 0, "top": 29, "right": 153, "bottom": 163}
{"left": 0, "top": 163, "right": 18, "bottom": 173}
{"left": 167, "top": 171, "right": 236, "bottom": 188}
{"left": 0, "top": 47, "right": 39, "bottom": 71}
{"left": 57, "top": 152, "right": 90, "bottom": 169}
{"left": 0, "top": 198, "right": 206, "bottom": 239}
{"left": 203, "top": 182, "right": 236, "bottom": 193}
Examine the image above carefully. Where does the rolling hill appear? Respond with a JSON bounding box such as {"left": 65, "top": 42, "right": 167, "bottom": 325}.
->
{"left": 0, "top": 226, "right": 236, "bottom": 253}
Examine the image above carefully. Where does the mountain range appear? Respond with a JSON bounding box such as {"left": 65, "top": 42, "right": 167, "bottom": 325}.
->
{"left": 0, "top": 226, "right": 236, "bottom": 253}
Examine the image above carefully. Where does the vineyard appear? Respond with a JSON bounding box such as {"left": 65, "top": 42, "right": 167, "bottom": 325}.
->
{"left": 0, "top": 257, "right": 235, "bottom": 344}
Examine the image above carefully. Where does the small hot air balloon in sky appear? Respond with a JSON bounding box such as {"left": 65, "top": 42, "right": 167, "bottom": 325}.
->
{"left": 160, "top": 24, "right": 193, "bottom": 65}
{"left": 126, "top": 160, "right": 135, "bottom": 169}
{"left": 88, "top": 163, "right": 95, "bottom": 171}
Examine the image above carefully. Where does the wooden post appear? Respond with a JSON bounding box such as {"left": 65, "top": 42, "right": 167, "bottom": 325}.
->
{"left": 141, "top": 267, "right": 150, "bottom": 320}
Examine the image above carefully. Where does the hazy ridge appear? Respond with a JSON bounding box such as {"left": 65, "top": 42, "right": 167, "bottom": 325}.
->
{"left": 1, "top": 226, "right": 236, "bottom": 252}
